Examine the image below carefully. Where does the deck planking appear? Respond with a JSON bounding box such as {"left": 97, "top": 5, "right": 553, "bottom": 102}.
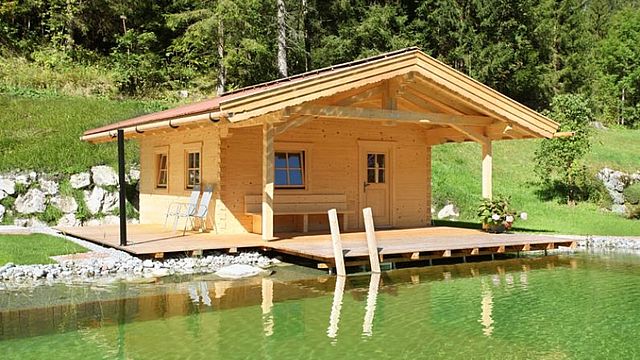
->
{"left": 56, "top": 224, "right": 575, "bottom": 267}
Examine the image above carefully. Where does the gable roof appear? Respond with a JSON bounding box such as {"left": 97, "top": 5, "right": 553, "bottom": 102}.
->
{"left": 83, "top": 47, "right": 559, "bottom": 142}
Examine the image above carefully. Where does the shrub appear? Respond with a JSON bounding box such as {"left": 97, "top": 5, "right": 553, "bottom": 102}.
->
{"left": 624, "top": 183, "right": 640, "bottom": 205}
{"left": 0, "top": 196, "right": 16, "bottom": 210}
{"left": 37, "top": 204, "right": 63, "bottom": 225}
{"left": 627, "top": 205, "right": 640, "bottom": 220}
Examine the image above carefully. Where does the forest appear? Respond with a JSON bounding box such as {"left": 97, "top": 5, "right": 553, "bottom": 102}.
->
{"left": 1, "top": 0, "right": 640, "bottom": 127}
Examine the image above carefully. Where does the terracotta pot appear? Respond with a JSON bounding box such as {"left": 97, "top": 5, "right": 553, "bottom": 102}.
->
{"left": 486, "top": 223, "right": 505, "bottom": 233}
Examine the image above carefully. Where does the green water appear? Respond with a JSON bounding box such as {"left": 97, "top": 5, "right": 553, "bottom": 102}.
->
{"left": 2, "top": 252, "right": 640, "bottom": 359}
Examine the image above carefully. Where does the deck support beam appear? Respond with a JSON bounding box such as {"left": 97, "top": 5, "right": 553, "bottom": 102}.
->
{"left": 262, "top": 121, "right": 275, "bottom": 240}
{"left": 482, "top": 141, "right": 493, "bottom": 199}
{"left": 117, "top": 129, "right": 127, "bottom": 247}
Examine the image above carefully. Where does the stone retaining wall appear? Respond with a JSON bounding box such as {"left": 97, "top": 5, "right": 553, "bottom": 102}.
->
{"left": 0, "top": 165, "right": 140, "bottom": 227}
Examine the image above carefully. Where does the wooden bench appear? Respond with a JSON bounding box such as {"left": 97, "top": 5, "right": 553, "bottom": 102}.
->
{"left": 244, "top": 194, "right": 351, "bottom": 233}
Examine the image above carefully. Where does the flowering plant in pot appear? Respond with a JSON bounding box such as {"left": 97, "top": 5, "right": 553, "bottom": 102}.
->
{"left": 477, "top": 196, "right": 526, "bottom": 233}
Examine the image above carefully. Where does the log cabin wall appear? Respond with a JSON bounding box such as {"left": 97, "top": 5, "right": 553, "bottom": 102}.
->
{"left": 221, "top": 118, "right": 432, "bottom": 233}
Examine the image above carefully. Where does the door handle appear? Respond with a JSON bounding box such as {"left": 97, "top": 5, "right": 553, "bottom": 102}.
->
{"left": 363, "top": 182, "right": 370, "bottom": 192}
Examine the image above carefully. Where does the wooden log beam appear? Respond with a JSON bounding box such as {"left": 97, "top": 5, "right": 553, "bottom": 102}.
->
{"left": 363, "top": 208, "right": 381, "bottom": 273}
{"left": 274, "top": 115, "right": 314, "bottom": 136}
{"left": 328, "top": 209, "right": 347, "bottom": 276}
{"left": 286, "top": 105, "right": 494, "bottom": 126}
{"left": 262, "top": 121, "right": 275, "bottom": 240}
{"left": 482, "top": 141, "right": 492, "bottom": 199}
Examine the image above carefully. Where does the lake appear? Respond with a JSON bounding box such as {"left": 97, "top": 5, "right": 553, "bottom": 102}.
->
{"left": 1, "top": 251, "right": 639, "bottom": 359}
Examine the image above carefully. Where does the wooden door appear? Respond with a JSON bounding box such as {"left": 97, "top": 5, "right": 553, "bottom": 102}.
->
{"left": 359, "top": 144, "right": 392, "bottom": 227}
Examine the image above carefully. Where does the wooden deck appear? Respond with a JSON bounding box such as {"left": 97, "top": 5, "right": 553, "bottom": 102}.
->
{"left": 57, "top": 224, "right": 576, "bottom": 269}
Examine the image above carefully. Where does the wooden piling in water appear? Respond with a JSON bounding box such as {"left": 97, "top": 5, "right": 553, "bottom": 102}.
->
{"left": 328, "top": 209, "right": 346, "bottom": 276}
{"left": 362, "top": 207, "right": 381, "bottom": 273}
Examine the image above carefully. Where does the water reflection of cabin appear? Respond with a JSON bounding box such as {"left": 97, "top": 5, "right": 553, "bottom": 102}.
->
{"left": 82, "top": 48, "right": 560, "bottom": 241}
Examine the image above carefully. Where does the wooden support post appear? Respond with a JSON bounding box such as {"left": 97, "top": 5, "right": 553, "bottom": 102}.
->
{"left": 117, "top": 129, "right": 127, "bottom": 247}
{"left": 482, "top": 141, "right": 492, "bottom": 199}
{"left": 262, "top": 121, "right": 275, "bottom": 240}
{"left": 328, "top": 209, "right": 346, "bottom": 276}
{"left": 362, "top": 207, "right": 381, "bottom": 273}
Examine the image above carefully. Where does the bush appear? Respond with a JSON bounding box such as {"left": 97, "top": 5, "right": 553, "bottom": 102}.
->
{"left": 627, "top": 205, "right": 640, "bottom": 220}
{"left": 37, "top": 204, "right": 63, "bottom": 225}
{"left": 624, "top": 183, "right": 640, "bottom": 205}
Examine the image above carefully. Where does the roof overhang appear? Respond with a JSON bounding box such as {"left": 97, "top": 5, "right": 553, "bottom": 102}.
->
{"left": 83, "top": 48, "right": 559, "bottom": 143}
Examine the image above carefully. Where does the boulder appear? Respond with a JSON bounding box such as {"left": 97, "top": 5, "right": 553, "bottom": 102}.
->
{"left": 13, "top": 173, "right": 30, "bottom": 186}
{"left": 437, "top": 204, "right": 460, "bottom": 220}
{"left": 40, "top": 179, "right": 59, "bottom": 195}
{"left": 129, "top": 168, "right": 140, "bottom": 182}
{"left": 57, "top": 213, "right": 81, "bottom": 227}
{"left": 13, "top": 218, "right": 29, "bottom": 227}
{"left": 102, "top": 192, "right": 119, "bottom": 213}
{"left": 0, "top": 178, "right": 16, "bottom": 195}
{"left": 84, "top": 187, "right": 105, "bottom": 214}
{"left": 215, "top": 264, "right": 263, "bottom": 279}
{"left": 50, "top": 195, "right": 78, "bottom": 214}
{"left": 70, "top": 172, "right": 91, "bottom": 189}
{"left": 14, "top": 188, "right": 46, "bottom": 214}
{"left": 91, "top": 166, "right": 118, "bottom": 187}
{"left": 0, "top": 204, "right": 4, "bottom": 222}
{"left": 612, "top": 204, "right": 627, "bottom": 214}
{"left": 0, "top": 191, "right": 6, "bottom": 201}
{"left": 101, "top": 215, "right": 120, "bottom": 225}
{"left": 28, "top": 218, "right": 49, "bottom": 229}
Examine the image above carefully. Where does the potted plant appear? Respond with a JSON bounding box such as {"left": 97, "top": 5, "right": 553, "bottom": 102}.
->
{"left": 477, "top": 196, "right": 525, "bottom": 233}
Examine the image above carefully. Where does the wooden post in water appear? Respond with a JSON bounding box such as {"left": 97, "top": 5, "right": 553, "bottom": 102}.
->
{"left": 362, "top": 207, "right": 381, "bottom": 273}
{"left": 328, "top": 209, "right": 346, "bottom": 276}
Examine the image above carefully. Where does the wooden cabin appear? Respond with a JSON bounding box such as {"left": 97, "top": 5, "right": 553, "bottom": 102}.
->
{"left": 83, "top": 48, "right": 561, "bottom": 241}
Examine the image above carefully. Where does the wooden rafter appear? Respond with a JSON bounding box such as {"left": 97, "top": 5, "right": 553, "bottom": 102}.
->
{"left": 274, "top": 115, "right": 315, "bottom": 136}
{"left": 286, "top": 105, "right": 494, "bottom": 127}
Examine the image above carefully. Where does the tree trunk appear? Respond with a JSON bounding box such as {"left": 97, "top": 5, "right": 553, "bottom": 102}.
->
{"left": 277, "top": 0, "right": 288, "bottom": 78}
{"left": 217, "top": 19, "right": 226, "bottom": 96}
{"left": 302, "top": 0, "right": 311, "bottom": 71}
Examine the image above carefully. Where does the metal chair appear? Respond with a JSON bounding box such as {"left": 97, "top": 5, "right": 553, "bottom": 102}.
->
{"left": 165, "top": 185, "right": 201, "bottom": 231}
{"left": 181, "top": 184, "right": 215, "bottom": 235}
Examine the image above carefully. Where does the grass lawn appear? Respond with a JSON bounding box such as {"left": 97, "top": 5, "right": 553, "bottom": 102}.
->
{"left": 0, "top": 94, "right": 166, "bottom": 174}
{"left": 0, "top": 234, "right": 88, "bottom": 265}
{"left": 432, "top": 128, "right": 640, "bottom": 236}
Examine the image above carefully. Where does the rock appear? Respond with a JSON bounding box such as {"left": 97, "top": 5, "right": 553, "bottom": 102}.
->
{"left": 0, "top": 178, "right": 16, "bottom": 195}
{"left": 215, "top": 264, "right": 262, "bottom": 279}
{"left": 91, "top": 166, "right": 118, "bottom": 187}
{"left": 597, "top": 168, "right": 630, "bottom": 205}
{"left": 15, "top": 188, "right": 46, "bottom": 214}
{"left": 85, "top": 219, "right": 102, "bottom": 227}
{"left": 57, "top": 213, "right": 80, "bottom": 227}
{"left": 39, "top": 179, "right": 59, "bottom": 195}
{"left": 50, "top": 195, "right": 78, "bottom": 213}
{"left": 0, "top": 204, "right": 4, "bottom": 222}
{"left": 102, "top": 192, "right": 119, "bottom": 213}
{"left": 612, "top": 204, "right": 627, "bottom": 214}
{"left": 151, "top": 268, "right": 171, "bottom": 277}
{"left": 0, "top": 191, "right": 6, "bottom": 201}
{"left": 591, "top": 121, "right": 608, "bottom": 130}
{"left": 13, "top": 173, "right": 30, "bottom": 186}
{"left": 28, "top": 218, "right": 49, "bottom": 229}
{"left": 101, "top": 215, "right": 120, "bottom": 225}
{"left": 70, "top": 172, "right": 91, "bottom": 189}
{"left": 84, "top": 187, "right": 105, "bottom": 214}
{"left": 142, "top": 259, "right": 154, "bottom": 268}
{"left": 129, "top": 168, "right": 140, "bottom": 182}
{"left": 13, "top": 218, "right": 29, "bottom": 227}
{"left": 437, "top": 204, "right": 460, "bottom": 220}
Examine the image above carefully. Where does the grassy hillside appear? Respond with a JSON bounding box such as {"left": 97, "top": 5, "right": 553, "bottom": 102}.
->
{"left": 432, "top": 128, "right": 640, "bottom": 236}
{"left": 0, "top": 95, "right": 166, "bottom": 174}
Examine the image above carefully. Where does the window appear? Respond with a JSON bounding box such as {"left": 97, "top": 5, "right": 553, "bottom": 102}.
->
{"left": 156, "top": 153, "right": 168, "bottom": 188}
{"left": 186, "top": 151, "right": 201, "bottom": 189}
{"left": 367, "top": 153, "right": 385, "bottom": 183}
{"left": 275, "top": 151, "right": 305, "bottom": 188}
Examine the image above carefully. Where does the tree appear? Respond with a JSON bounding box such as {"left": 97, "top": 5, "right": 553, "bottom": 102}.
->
{"left": 593, "top": 7, "right": 640, "bottom": 126}
{"left": 534, "top": 94, "right": 594, "bottom": 205}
